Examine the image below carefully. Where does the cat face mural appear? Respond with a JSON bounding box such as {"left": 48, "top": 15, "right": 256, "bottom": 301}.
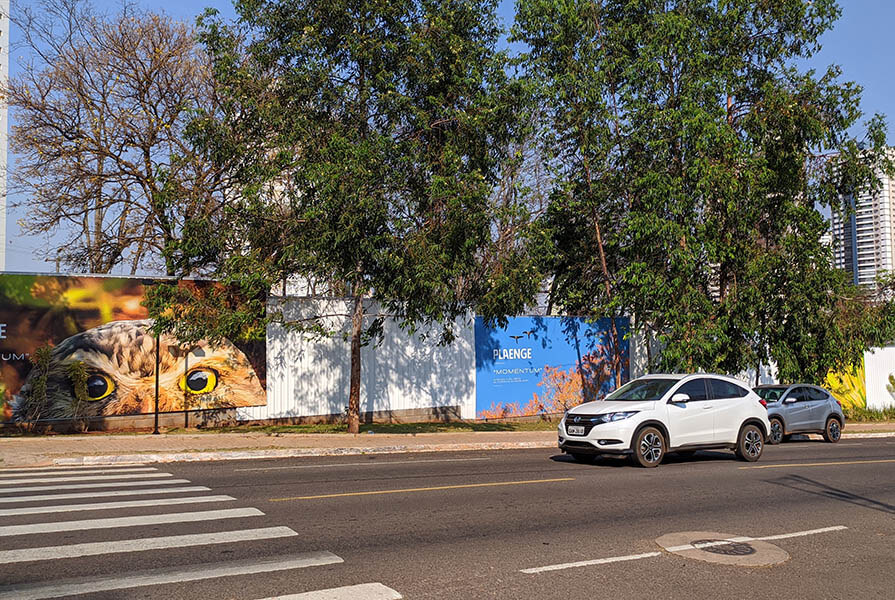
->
{"left": 13, "top": 320, "right": 265, "bottom": 420}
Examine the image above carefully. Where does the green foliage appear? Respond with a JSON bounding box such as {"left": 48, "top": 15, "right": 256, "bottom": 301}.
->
{"left": 842, "top": 405, "right": 895, "bottom": 423}
{"left": 515, "top": 0, "right": 895, "bottom": 379}
{"left": 20, "top": 346, "right": 52, "bottom": 425}
{"left": 166, "top": 419, "right": 558, "bottom": 435}
{"left": 148, "top": 0, "right": 537, "bottom": 347}
{"left": 66, "top": 360, "right": 91, "bottom": 432}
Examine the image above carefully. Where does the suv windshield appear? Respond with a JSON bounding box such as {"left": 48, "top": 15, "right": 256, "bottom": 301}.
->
{"left": 754, "top": 387, "right": 788, "bottom": 402}
{"left": 604, "top": 378, "right": 677, "bottom": 402}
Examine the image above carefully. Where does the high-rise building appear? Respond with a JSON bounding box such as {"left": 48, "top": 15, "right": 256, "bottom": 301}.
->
{"left": 831, "top": 149, "right": 895, "bottom": 288}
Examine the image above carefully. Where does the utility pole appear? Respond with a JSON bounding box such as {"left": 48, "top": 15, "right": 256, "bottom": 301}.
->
{"left": 0, "top": 0, "right": 10, "bottom": 272}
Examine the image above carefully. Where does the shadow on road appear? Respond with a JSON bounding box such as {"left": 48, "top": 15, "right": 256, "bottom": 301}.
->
{"left": 549, "top": 450, "right": 736, "bottom": 467}
{"left": 766, "top": 474, "right": 895, "bottom": 515}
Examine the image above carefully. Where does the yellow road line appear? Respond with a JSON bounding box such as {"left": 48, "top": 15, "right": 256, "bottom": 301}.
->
{"left": 741, "top": 458, "right": 895, "bottom": 470}
{"left": 269, "top": 477, "right": 575, "bottom": 502}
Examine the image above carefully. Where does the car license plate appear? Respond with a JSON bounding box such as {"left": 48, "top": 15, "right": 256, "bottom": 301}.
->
{"left": 567, "top": 425, "right": 585, "bottom": 435}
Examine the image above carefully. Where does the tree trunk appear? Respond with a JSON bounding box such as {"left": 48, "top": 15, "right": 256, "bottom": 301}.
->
{"left": 347, "top": 293, "right": 363, "bottom": 434}
{"left": 645, "top": 328, "right": 652, "bottom": 372}
{"left": 591, "top": 207, "right": 623, "bottom": 387}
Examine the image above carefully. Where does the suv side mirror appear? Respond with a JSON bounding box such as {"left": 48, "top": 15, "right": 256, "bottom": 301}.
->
{"left": 783, "top": 396, "right": 797, "bottom": 404}
{"left": 669, "top": 393, "right": 690, "bottom": 404}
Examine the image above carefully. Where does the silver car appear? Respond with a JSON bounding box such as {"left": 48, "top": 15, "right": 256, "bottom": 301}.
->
{"left": 754, "top": 384, "right": 845, "bottom": 444}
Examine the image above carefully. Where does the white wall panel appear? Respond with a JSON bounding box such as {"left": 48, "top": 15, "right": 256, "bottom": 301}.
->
{"left": 238, "top": 298, "right": 476, "bottom": 421}
{"left": 864, "top": 346, "right": 895, "bottom": 410}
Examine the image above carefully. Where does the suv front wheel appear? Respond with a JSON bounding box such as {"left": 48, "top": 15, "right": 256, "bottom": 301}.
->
{"left": 631, "top": 426, "right": 665, "bottom": 468}
{"left": 768, "top": 417, "right": 784, "bottom": 445}
{"left": 735, "top": 423, "right": 764, "bottom": 462}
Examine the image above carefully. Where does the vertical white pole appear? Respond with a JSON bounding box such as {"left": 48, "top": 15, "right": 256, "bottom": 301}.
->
{"left": 0, "top": 0, "right": 9, "bottom": 272}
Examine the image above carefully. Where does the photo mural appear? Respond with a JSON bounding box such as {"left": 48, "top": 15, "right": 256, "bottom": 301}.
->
{"left": 0, "top": 274, "right": 266, "bottom": 423}
{"left": 825, "top": 360, "right": 866, "bottom": 409}
{"left": 474, "top": 316, "right": 630, "bottom": 419}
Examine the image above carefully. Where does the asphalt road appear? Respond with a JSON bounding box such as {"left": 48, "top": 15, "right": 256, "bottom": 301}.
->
{"left": 1, "top": 437, "right": 893, "bottom": 599}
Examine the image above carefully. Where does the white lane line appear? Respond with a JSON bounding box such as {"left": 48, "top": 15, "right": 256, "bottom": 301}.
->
{"left": 0, "top": 486, "right": 211, "bottom": 504}
{"left": 0, "top": 495, "right": 235, "bottom": 516}
{"left": 755, "top": 525, "right": 848, "bottom": 542}
{"left": 0, "top": 464, "right": 151, "bottom": 473}
{"left": 663, "top": 526, "right": 849, "bottom": 552}
{"left": 0, "top": 478, "right": 193, "bottom": 494}
{"left": 0, "top": 507, "right": 263, "bottom": 537}
{"left": 520, "top": 526, "right": 848, "bottom": 574}
{"left": 0, "top": 468, "right": 158, "bottom": 479}
{"left": 236, "top": 457, "right": 491, "bottom": 472}
{"left": 520, "top": 552, "right": 662, "bottom": 574}
{"left": 0, "top": 552, "right": 343, "bottom": 600}
{"left": 0, "top": 526, "right": 298, "bottom": 564}
{"left": 0, "top": 472, "right": 173, "bottom": 486}
{"left": 260, "top": 583, "right": 403, "bottom": 599}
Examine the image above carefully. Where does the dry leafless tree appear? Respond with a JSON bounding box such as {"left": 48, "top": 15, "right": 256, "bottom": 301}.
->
{"left": 5, "top": 0, "right": 227, "bottom": 274}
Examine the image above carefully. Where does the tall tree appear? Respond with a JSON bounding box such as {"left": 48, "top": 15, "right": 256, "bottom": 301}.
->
{"left": 149, "top": 0, "right": 534, "bottom": 432}
{"left": 6, "top": 0, "right": 225, "bottom": 274}
{"left": 515, "top": 0, "right": 895, "bottom": 380}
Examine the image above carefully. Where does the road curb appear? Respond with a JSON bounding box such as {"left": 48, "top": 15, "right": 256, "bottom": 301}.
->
{"left": 28, "top": 430, "right": 895, "bottom": 467}
{"left": 51, "top": 440, "right": 559, "bottom": 465}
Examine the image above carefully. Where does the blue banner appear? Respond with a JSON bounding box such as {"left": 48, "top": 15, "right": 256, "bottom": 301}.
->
{"left": 474, "top": 316, "right": 629, "bottom": 418}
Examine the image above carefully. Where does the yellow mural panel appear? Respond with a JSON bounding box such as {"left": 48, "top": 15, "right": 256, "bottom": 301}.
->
{"left": 825, "top": 359, "right": 866, "bottom": 409}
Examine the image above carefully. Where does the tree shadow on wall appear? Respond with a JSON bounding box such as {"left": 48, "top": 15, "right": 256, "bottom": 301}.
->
{"left": 363, "top": 312, "right": 476, "bottom": 423}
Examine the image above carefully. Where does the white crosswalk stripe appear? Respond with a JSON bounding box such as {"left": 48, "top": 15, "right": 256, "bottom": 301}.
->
{"left": 0, "top": 464, "right": 151, "bottom": 473}
{"left": 0, "top": 472, "right": 173, "bottom": 486}
{"left": 0, "top": 466, "right": 402, "bottom": 600}
{"left": 0, "top": 507, "right": 263, "bottom": 536}
{"left": 0, "top": 526, "right": 299, "bottom": 564}
{"left": 0, "top": 553, "right": 344, "bottom": 600}
{"left": 259, "top": 583, "right": 403, "bottom": 599}
{"left": 0, "top": 467, "right": 158, "bottom": 478}
{"left": 0, "top": 485, "right": 211, "bottom": 504}
{"left": 0, "top": 494, "right": 235, "bottom": 516}
{"left": 1, "top": 478, "right": 193, "bottom": 493}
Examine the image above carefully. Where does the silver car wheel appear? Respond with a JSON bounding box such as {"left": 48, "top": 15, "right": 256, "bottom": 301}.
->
{"left": 829, "top": 420, "right": 841, "bottom": 441}
{"left": 641, "top": 432, "right": 663, "bottom": 463}
{"left": 744, "top": 429, "right": 763, "bottom": 458}
{"left": 769, "top": 420, "right": 783, "bottom": 444}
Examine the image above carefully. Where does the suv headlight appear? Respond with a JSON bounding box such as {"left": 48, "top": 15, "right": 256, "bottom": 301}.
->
{"left": 599, "top": 411, "right": 638, "bottom": 423}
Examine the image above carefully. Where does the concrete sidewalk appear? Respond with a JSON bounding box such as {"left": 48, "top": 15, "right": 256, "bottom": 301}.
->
{"left": 1, "top": 423, "right": 893, "bottom": 468}
{"left": 0, "top": 430, "right": 561, "bottom": 468}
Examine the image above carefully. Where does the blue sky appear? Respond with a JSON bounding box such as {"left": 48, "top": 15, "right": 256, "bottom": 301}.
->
{"left": 5, "top": 0, "right": 894, "bottom": 272}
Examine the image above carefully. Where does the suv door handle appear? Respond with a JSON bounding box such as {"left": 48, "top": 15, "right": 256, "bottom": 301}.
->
{"left": 703, "top": 405, "right": 713, "bottom": 409}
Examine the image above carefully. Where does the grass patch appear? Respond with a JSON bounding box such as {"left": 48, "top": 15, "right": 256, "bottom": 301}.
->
{"left": 843, "top": 406, "right": 895, "bottom": 423}
{"left": 166, "top": 419, "right": 560, "bottom": 435}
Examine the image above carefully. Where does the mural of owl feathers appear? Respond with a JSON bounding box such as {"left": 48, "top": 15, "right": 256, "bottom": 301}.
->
{"left": 13, "top": 320, "right": 264, "bottom": 421}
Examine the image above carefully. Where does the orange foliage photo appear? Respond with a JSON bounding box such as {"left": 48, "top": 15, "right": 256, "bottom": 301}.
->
{"left": 478, "top": 351, "right": 612, "bottom": 419}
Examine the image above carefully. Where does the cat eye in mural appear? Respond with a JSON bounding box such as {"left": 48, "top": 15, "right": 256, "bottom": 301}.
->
{"left": 0, "top": 275, "right": 266, "bottom": 423}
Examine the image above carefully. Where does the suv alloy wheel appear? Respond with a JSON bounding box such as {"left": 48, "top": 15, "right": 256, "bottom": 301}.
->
{"left": 632, "top": 426, "right": 665, "bottom": 468}
{"left": 823, "top": 417, "right": 842, "bottom": 443}
{"left": 768, "top": 417, "right": 784, "bottom": 445}
{"left": 735, "top": 423, "right": 764, "bottom": 462}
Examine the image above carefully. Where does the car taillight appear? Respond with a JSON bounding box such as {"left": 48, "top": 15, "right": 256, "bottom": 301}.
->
{"left": 836, "top": 400, "right": 842, "bottom": 408}
{"left": 758, "top": 398, "right": 767, "bottom": 407}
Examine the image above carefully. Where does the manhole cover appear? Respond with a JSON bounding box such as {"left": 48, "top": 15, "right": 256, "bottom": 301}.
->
{"left": 690, "top": 539, "right": 756, "bottom": 556}
{"left": 656, "top": 531, "right": 789, "bottom": 567}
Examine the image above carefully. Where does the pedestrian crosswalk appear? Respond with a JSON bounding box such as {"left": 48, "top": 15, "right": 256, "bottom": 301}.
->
{"left": 0, "top": 463, "right": 403, "bottom": 599}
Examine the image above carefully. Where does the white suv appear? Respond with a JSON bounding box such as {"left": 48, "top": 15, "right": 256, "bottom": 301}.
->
{"left": 558, "top": 374, "right": 770, "bottom": 467}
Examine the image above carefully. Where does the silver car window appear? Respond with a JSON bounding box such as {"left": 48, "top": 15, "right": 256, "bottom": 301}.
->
{"left": 807, "top": 387, "right": 828, "bottom": 401}
{"left": 787, "top": 387, "right": 808, "bottom": 402}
